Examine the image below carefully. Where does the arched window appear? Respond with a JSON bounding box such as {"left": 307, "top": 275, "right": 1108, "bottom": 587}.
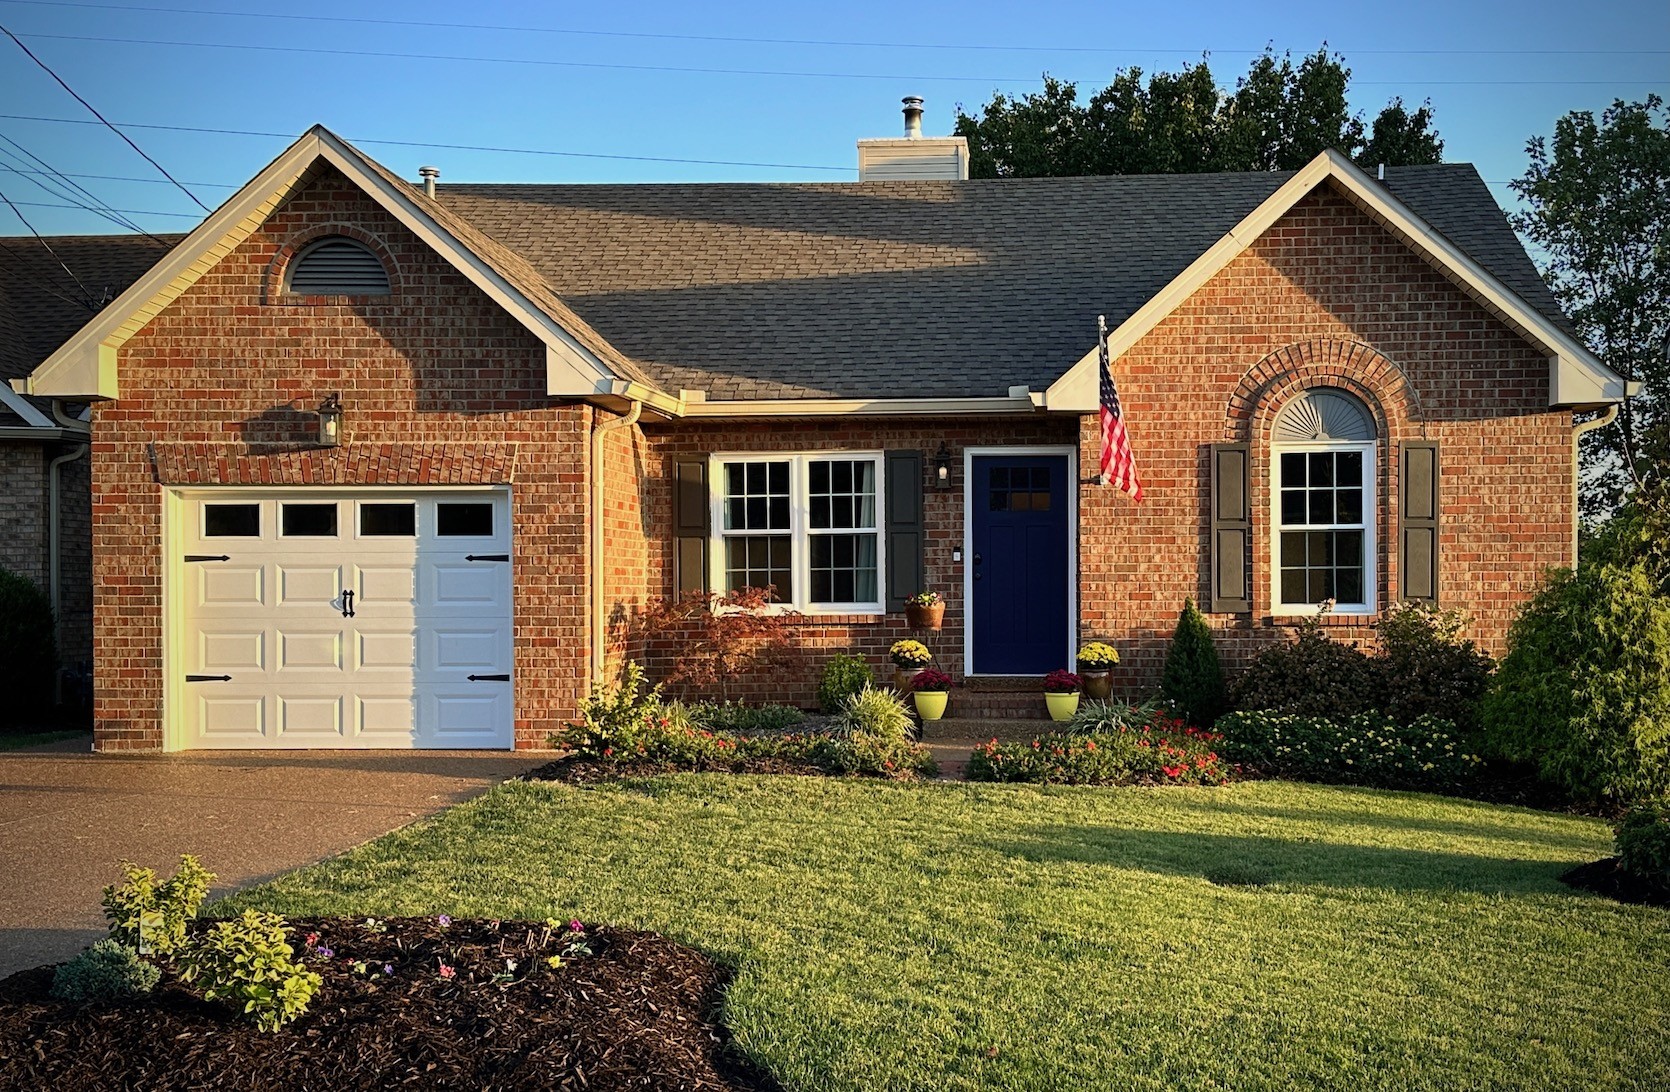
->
{"left": 283, "top": 236, "right": 391, "bottom": 296}
{"left": 1272, "top": 389, "right": 1377, "bottom": 613}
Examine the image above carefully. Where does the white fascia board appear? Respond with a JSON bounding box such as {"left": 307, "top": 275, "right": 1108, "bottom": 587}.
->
{"left": 0, "top": 383, "right": 55, "bottom": 428}
{"left": 682, "top": 395, "right": 1043, "bottom": 417}
{"left": 1045, "top": 149, "right": 1626, "bottom": 411}
{"left": 23, "top": 126, "right": 624, "bottom": 401}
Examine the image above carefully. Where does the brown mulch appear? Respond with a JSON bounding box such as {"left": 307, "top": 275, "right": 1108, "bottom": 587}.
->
{"left": 0, "top": 917, "right": 779, "bottom": 1091}
{"left": 524, "top": 755, "right": 835, "bottom": 785}
{"left": 1559, "top": 857, "right": 1670, "bottom": 908}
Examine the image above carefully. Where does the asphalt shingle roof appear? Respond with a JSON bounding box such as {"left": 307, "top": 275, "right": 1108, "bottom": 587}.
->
{"left": 438, "top": 164, "right": 1566, "bottom": 400}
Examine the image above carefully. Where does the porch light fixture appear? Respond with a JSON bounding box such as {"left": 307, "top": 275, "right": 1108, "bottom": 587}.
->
{"left": 317, "top": 392, "right": 344, "bottom": 447}
{"left": 933, "top": 442, "right": 952, "bottom": 488}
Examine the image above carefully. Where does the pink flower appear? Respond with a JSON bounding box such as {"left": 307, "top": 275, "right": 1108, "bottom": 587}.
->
{"left": 568, "top": 919, "right": 584, "bottom": 933}
{"left": 438, "top": 963, "right": 456, "bottom": 980}
{"left": 304, "top": 932, "right": 320, "bottom": 947}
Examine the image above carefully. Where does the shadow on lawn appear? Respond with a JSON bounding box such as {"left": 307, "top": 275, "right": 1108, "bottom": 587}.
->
{"left": 984, "top": 825, "right": 1583, "bottom": 896}
{"left": 1160, "top": 796, "right": 1602, "bottom": 854}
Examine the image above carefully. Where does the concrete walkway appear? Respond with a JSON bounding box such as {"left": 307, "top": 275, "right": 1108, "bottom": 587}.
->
{"left": 0, "top": 738, "right": 540, "bottom": 976}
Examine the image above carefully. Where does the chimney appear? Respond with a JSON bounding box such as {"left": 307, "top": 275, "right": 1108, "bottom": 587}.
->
{"left": 856, "top": 97, "right": 969, "bottom": 182}
{"left": 902, "top": 96, "right": 924, "bottom": 138}
{"left": 418, "top": 165, "right": 440, "bottom": 198}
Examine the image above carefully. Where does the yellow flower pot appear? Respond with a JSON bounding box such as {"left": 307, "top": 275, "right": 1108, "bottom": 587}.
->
{"left": 1045, "top": 692, "right": 1080, "bottom": 722}
{"left": 913, "top": 691, "right": 949, "bottom": 721}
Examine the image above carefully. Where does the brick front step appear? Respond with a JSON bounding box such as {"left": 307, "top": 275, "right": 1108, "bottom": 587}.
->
{"left": 918, "top": 717, "right": 1056, "bottom": 743}
{"left": 941, "top": 691, "right": 1053, "bottom": 720}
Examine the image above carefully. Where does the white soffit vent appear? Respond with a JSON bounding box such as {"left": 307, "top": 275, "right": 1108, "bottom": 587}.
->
{"left": 1274, "top": 389, "right": 1377, "bottom": 442}
{"left": 285, "top": 236, "right": 391, "bottom": 295}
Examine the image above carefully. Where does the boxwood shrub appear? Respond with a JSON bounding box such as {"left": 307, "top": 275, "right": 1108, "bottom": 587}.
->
{"left": 1615, "top": 803, "right": 1670, "bottom": 890}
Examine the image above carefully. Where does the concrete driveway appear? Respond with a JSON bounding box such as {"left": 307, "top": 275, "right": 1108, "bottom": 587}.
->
{"left": 0, "top": 738, "right": 540, "bottom": 976}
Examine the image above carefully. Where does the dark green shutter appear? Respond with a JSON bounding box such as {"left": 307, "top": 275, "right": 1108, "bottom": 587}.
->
{"left": 1210, "top": 443, "right": 1252, "bottom": 613}
{"left": 673, "top": 457, "right": 709, "bottom": 595}
{"left": 885, "top": 450, "right": 925, "bottom": 612}
{"left": 1401, "top": 442, "right": 1440, "bottom": 603}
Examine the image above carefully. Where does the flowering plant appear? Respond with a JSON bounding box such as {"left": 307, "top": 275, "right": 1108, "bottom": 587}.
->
{"left": 890, "top": 639, "right": 932, "bottom": 668}
{"left": 1042, "top": 669, "right": 1081, "bottom": 694}
{"left": 911, "top": 668, "right": 953, "bottom": 692}
{"left": 906, "top": 591, "right": 943, "bottom": 607}
{"left": 1075, "top": 642, "right": 1119, "bottom": 669}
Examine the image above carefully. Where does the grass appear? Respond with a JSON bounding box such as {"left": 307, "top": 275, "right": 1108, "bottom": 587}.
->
{"left": 222, "top": 777, "right": 1669, "bottom": 1091}
{"left": 0, "top": 729, "right": 87, "bottom": 751}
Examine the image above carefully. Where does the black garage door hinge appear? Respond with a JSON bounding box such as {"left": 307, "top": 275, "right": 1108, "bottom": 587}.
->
{"left": 184, "top": 554, "right": 231, "bottom": 562}
{"left": 185, "top": 674, "right": 233, "bottom": 682}
{"left": 467, "top": 673, "right": 511, "bottom": 682}
{"left": 464, "top": 554, "right": 509, "bottom": 563}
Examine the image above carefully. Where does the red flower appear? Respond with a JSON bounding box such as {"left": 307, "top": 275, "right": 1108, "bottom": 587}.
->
{"left": 1085, "top": 740, "right": 1096, "bottom": 751}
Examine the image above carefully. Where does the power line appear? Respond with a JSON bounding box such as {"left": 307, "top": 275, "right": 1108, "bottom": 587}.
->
{"left": 0, "top": 130, "right": 173, "bottom": 240}
{"left": 0, "top": 163, "right": 235, "bottom": 188}
{"left": 0, "top": 113, "right": 859, "bottom": 172}
{"left": 2, "top": 0, "right": 1666, "bottom": 57}
{"left": 13, "top": 31, "right": 1669, "bottom": 87}
{"left": 0, "top": 237, "right": 102, "bottom": 310}
{"left": 4, "top": 196, "right": 203, "bottom": 218}
{"left": 0, "top": 21, "right": 212, "bottom": 210}
{"left": 0, "top": 185, "right": 97, "bottom": 305}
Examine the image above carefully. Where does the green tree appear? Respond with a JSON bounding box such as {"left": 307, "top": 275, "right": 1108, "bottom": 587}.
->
{"left": 1511, "top": 96, "right": 1670, "bottom": 517}
{"left": 954, "top": 47, "right": 1442, "bottom": 178}
{"left": 1161, "top": 598, "right": 1227, "bottom": 727}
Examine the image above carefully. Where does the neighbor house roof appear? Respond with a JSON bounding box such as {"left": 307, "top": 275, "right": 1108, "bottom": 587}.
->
{"left": 436, "top": 163, "right": 1571, "bottom": 402}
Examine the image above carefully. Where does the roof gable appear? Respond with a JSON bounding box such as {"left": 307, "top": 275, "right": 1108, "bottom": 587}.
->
{"left": 15, "top": 126, "right": 667, "bottom": 410}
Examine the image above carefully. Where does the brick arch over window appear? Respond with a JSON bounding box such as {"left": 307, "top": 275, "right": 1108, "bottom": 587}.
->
{"left": 264, "top": 222, "right": 403, "bottom": 303}
{"left": 1225, "top": 339, "right": 1425, "bottom": 446}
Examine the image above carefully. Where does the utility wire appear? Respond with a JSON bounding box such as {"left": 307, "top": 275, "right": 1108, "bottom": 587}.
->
{"left": 2, "top": 0, "right": 1665, "bottom": 57}
{"left": 5, "top": 196, "right": 202, "bottom": 218}
{"left": 0, "top": 164, "right": 234, "bottom": 188}
{"left": 12, "top": 31, "right": 1667, "bottom": 87}
{"left": 0, "top": 21, "right": 212, "bottom": 210}
{"left": 0, "top": 185, "right": 96, "bottom": 306}
{"left": 0, "top": 113, "right": 859, "bottom": 172}
{"left": 0, "top": 130, "right": 172, "bottom": 240}
{"left": 0, "top": 238, "right": 101, "bottom": 310}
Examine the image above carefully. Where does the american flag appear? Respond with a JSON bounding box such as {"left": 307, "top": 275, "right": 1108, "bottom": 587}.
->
{"left": 1098, "top": 314, "right": 1143, "bottom": 501}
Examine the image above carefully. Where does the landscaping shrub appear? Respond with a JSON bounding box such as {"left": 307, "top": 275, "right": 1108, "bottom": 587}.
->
{"left": 1483, "top": 563, "right": 1670, "bottom": 804}
{"left": 0, "top": 566, "right": 56, "bottom": 729}
{"left": 834, "top": 684, "right": 916, "bottom": 742}
{"left": 179, "top": 910, "right": 322, "bottom": 1032}
{"left": 101, "top": 855, "right": 215, "bottom": 957}
{"left": 1615, "top": 803, "right": 1670, "bottom": 890}
{"left": 1217, "top": 710, "right": 1482, "bottom": 790}
{"left": 817, "top": 653, "right": 875, "bottom": 713}
{"left": 966, "top": 702, "right": 1230, "bottom": 786}
{"left": 49, "top": 939, "right": 161, "bottom": 1004}
{"left": 1616, "top": 804, "right": 1670, "bottom": 888}
{"left": 1229, "top": 617, "right": 1383, "bottom": 720}
{"left": 1376, "top": 602, "right": 1495, "bottom": 735}
{"left": 1161, "top": 598, "right": 1226, "bottom": 727}
{"left": 556, "top": 661, "right": 663, "bottom": 756}
{"left": 685, "top": 699, "right": 804, "bottom": 734}
{"left": 631, "top": 587, "right": 802, "bottom": 700}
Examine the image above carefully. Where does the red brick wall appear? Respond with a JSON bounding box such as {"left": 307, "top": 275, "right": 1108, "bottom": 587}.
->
{"left": 90, "top": 165, "right": 593, "bottom": 750}
{"left": 1077, "top": 183, "right": 1572, "bottom": 691}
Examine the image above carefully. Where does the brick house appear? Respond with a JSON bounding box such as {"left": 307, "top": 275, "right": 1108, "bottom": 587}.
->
{"left": 13, "top": 117, "right": 1629, "bottom": 752}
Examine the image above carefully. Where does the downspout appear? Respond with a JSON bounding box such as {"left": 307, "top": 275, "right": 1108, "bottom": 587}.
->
{"left": 1571, "top": 403, "right": 1620, "bottom": 565}
{"left": 590, "top": 400, "right": 642, "bottom": 683}
{"left": 47, "top": 400, "right": 91, "bottom": 702}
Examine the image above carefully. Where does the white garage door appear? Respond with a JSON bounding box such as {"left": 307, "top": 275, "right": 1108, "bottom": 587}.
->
{"left": 174, "top": 490, "right": 513, "bottom": 749}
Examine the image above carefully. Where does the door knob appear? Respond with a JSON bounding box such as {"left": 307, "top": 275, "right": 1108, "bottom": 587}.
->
{"left": 973, "top": 553, "right": 983, "bottom": 565}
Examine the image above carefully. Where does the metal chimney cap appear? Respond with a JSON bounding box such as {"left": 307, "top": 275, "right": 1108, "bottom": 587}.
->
{"left": 901, "top": 96, "right": 925, "bottom": 138}
{"left": 418, "top": 165, "right": 440, "bottom": 179}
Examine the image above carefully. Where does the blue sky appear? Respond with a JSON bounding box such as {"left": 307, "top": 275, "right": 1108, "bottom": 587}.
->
{"left": 0, "top": 0, "right": 1665, "bottom": 236}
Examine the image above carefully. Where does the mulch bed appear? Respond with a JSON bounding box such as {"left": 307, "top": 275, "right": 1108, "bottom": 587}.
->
{"left": 525, "top": 755, "right": 839, "bottom": 785}
{"left": 1559, "top": 857, "right": 1670, "bottom": 908}
{"left": 0, "top": 917, "right": 779, "bottom": 1091}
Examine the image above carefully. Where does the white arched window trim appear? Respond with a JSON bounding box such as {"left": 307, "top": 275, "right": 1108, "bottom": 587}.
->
{"left": 1270, "top": 390, "right": 1378, "bottom": 616}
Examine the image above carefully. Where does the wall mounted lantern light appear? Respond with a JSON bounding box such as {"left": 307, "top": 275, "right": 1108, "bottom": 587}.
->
{"left": 933, "top": 441, "right": 952, "bottom": 488}
{"left": 317, "top": 392, "right": 344, "bottom": 447}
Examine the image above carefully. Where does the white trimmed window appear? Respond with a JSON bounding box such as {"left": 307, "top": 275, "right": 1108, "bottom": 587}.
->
{"left": 1271, "top": 390, "right": 1377, "bottom": 614}
{"left": 710, "top": 453, "right": 884, "bottom": 612}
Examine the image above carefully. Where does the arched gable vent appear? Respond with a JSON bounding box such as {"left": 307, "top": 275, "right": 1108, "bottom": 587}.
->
{"left": 284, "top": 236, "right": 391, "bottom": 295}
{"left": 1274, "top": 389, "right": 1376, "bottom": 442}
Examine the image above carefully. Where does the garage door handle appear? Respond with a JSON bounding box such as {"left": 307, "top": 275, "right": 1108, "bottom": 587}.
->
{"left": 467, "top": 673, "right": 510, "bottom": 682}
{"left": 465, "top": 554, "right": 509, "bottom": 563}
{"left": 184, "top": 554, "right": 231, "bottom": 562}
{"left": 185, "top": 674, "right": 233, "bottom": 682}
{"left": 340, "top": 589, "right": 355, "bottom": 618}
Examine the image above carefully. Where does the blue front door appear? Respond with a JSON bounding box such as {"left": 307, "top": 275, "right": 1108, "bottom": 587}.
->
{"left": 970, "top": 454, "right": 1071, "bottom": 675}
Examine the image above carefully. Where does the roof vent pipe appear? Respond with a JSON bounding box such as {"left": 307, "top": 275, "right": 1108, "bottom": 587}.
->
{"left": 418, "top": 165, "right": 440, "bottom": 198}
{"left": 902, "top": 96, "right": 924, "bottom": 138}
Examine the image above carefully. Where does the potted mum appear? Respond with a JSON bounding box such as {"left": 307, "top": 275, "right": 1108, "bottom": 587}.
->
{"left": 1043, "top": 669, "right": 1081, "bottom": 721}
{"left": 904, "top": 591, "right": 945, "bottom": 631}
{"left": 910, "top": 667, "right": 952, "bottom": 721}
{"left": 890, "top": 639, "right": 933, "bottom": 690}
{"left": 1075, "top": 642, "right": 1119, "bottom": 700}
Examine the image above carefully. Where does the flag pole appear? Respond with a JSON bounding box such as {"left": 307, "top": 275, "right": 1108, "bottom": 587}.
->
{"left": 1096, "top": 314, "right": 1109, "bottom": 487}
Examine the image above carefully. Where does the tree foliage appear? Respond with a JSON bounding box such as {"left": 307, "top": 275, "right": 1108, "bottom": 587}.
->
{"left": 1511, "top": 96, "right": 1670, "bottom": 517}
{"left": 1160, "top": 598, "right": 1226, "bottom": 727}
{"left": 954, "top": 48, "right": 1442, "bottom": 179}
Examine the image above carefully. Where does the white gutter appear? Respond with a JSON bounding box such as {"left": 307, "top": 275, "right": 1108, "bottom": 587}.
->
{"left": 590, "top": 399, "right": 642, "bottom": 683}
{"left": 1571, "top": 404, "right": 1620, "bottom": 564}
{"left": 681, "top": 394, "right": 1043, "bottom": 417}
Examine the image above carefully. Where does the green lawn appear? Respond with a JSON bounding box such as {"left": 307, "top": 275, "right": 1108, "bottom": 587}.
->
{"left": 223, "top": 777, "right": 1670, "bottom": 1091}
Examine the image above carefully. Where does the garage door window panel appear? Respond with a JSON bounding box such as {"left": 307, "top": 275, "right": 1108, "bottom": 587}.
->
{"left": 437, "top": 502, "right": 494, "bottom": 537}
{"left": 204, "top": 503, "right": 260, "bottom": 537}
{"left": 359, "top": 502, "right": 416, "bottom": 537}
{"left": 281, "top": 503, "right": 339, "bottom": 538}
